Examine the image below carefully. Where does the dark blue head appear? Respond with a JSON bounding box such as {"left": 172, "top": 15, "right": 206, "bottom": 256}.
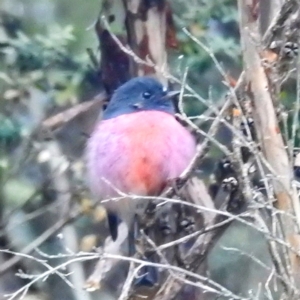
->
{"left": 103, "top": 77, "right": 178, "bottom": 120}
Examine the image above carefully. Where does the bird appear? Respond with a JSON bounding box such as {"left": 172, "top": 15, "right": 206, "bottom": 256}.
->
{"left": 86, "top": 76, "right": 197, "bottom": 253}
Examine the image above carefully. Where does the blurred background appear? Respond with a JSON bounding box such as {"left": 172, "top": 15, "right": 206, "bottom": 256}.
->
{"left": 0, "top": 0, "right": 292, "bottom": 299}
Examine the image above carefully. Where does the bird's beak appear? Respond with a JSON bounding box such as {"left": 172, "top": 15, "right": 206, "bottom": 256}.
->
{"left": 164, "top": 90, "right": 180, "bottom": 99}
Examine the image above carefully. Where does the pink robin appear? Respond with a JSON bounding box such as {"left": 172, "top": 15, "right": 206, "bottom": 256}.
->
{"left": 86, "top": 76, "right": 196, "bottom": 256}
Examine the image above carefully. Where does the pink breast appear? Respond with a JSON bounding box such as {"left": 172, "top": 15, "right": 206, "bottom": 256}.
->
{"left": 86, "top": 111, "right": 196, "bottom": 199}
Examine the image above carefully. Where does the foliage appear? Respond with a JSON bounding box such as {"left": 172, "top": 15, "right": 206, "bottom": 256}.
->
{"left": 0, "top": 19, "right": 101, "bottom": 152}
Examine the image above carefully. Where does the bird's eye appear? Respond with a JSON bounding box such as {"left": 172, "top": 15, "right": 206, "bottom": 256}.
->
{"left": 142, "top": 91, "right": 152, "bottom": 99}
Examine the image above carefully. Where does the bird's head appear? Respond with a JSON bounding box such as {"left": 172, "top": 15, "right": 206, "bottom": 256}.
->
{"left": 103, "top": 77, "right": 179, "bottom": 120}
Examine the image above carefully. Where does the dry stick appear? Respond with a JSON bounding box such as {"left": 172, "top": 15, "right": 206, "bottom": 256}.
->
{"left": 0, "top": 189, "right": 110, "bottom": 275}
{"left": 118, "top": 261, "right": 143, "bottom": 300}
{"left": 85, "top": 194, "right": 245, "bottom": 292}
{"left": 42, "top": 92, "right": 106, "bottom": 132}
{"left": 238, "top": 0, "right": 300, "bottom": 297}
{"left": 242, "top": 1, "right": 294, "bottom": 293}
{"left": 163, "top": 97, "right": 231, "bottom": 199}
{"left": 0, "top": 96, "right": 106, "bottom": 274}
{"left": 84, "top": 244, "right": 248, "bottom": 300}
{"left": 0, "top": 207, "right": 82, "bottom": 275}
{"left": 153, "top": 2, "right": 300, "bottom": 299}
{"left": 142, "top": 233, "right": 244, "bottom": 300}
{"left": 1, "top": 249, "right": 75, "bottom": 291}
{"left": 222, "top": 245, "right": 294, "bottom": 290}
{"left": 99, "top": 194, "right": 300, "bottom": 256}
{"left": 240, "top": 1, "right": 300, "bottom": 296}
{"left": 152, "top": 79, "right": 245, "bottom": 300}
{"left": 4, "top": 253, "right": 97, "bottom": 300}
{"left": 100, "top": 254, "right": 248, "bottom": 300}
{"left": 154, "top": 208, "right": 231, "bottom": 299}
{"left": 182, "top": 26, "right": 287, "bottom": 207}
{"left": 84, "top": 222, "right": 129, "bottom": 292}
{"left": 254, "top": 210, "right": 298, "bottom": 295}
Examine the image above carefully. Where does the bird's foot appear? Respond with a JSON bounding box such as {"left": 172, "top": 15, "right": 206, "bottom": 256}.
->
{"left": 134, "top": 261, "right": 159, "bottom": 288}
